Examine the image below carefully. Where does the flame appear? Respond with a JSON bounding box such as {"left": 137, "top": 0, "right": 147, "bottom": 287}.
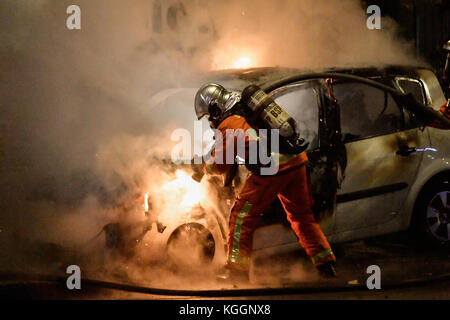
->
{"left": 144, "top": 192, "right": 149, "bottom": 212}
{"left": 211, "top": 48, "right": 259, "bottom": 70}
{"left": 161, "top": 170, "right": 203, "bottom": 209}
{"left": 232, "top": 56, "right": 252, "bottom": 69}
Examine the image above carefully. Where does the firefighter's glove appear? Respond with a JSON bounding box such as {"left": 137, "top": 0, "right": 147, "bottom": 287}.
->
{"left": 191, "top": 155, "right": 205, "bottom": 183}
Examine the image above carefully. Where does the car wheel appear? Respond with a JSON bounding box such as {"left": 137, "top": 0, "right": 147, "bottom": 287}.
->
{"left": 414, "top": 176, "right": 450, "bottom": 248}
{"left": 167, "top": 223, "right": 216, "bottom": 269}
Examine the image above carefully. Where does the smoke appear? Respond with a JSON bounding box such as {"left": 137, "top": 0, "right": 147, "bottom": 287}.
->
{"left": 0, "top": 0, "right": 421, "bottom": 289}
{"left": 210, "top": 0, "right": 420, "bottom": 69}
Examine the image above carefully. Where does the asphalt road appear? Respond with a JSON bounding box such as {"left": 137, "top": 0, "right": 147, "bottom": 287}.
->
{"left": 0, "top": 233, "right": 449, "bottom": 299}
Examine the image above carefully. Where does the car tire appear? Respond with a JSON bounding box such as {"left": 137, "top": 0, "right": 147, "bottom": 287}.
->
{"left": 166, "top": 223, "right": 216, "bottom": 269}
{"left": 413, "top": 175, "right": 450, "bottom": 248}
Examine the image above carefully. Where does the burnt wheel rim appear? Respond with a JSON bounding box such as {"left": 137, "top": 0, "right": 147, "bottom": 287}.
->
{"left": 167, "top": 223, "right": 215, "bottom": 267}
{"left": 426, "top": 191, "right": 450, "bottom": 242}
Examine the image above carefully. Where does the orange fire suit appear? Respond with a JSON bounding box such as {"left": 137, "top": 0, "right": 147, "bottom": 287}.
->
{"left": 204, "top": 115, "right": 335, "bottom": 271}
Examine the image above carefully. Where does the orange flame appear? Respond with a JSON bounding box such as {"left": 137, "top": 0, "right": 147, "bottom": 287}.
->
{"left": 161, "top": 170, "right": 203, "bottom": 209}
{"left": 232, "top": 56, "right": 252, "bottom": 69}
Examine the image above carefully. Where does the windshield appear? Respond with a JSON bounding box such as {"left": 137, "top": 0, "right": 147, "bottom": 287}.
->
{"left": 148, "top": 88, "right": 215, "bottom": 159}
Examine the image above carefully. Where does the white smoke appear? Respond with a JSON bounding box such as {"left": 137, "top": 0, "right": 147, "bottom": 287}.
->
{"left": 0, "top": 0, "right": 421, "bottom": 288}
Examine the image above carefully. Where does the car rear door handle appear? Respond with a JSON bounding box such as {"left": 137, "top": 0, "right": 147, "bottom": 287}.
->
{"left": 396, "top": 146, "right": 416, "bottom": 157}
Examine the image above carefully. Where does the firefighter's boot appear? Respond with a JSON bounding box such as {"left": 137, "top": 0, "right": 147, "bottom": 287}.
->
{"left": 216, "top": 267, "right": 249, "bottom": 284}
{"left": 317, "top": 261, "right": 337, "bottom": 279}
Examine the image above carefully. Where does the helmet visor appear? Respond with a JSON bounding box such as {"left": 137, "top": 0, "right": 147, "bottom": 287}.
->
{"left": 194, "top": 83, "right": 224, "bottom": 120}
{"left": 194, "top": 91, "right": 210, "bottom": 120}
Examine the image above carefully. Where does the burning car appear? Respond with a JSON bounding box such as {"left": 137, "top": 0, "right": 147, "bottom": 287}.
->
{"left": 104, "top": 65, "right": 450, "bottom": 270}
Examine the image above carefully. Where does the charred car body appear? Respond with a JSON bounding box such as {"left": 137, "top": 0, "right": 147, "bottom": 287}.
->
{"left": 105, "top": 65, "right": 450, "bottom": 269}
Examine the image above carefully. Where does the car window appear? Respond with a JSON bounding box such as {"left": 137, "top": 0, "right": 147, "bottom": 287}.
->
{"left": 333, "top": 82, "right": 405, "bottom": 142}
{"left": 394, "top": 78, "right": 426, "bottom": 129}
{"left": 270, "top": 82, "right": 320, "bottom": 149}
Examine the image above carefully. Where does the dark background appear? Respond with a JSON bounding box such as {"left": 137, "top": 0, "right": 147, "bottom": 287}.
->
{"left": 365, "top": 0, "right": 450, "bottom": 71}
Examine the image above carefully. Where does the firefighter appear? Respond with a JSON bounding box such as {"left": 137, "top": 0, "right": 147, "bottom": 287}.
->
{"left": 193, "top": 83, "right": 337, "bottom": 282}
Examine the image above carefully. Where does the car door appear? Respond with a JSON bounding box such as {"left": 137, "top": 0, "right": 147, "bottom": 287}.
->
{"left": 252, "top": 80, "right": 335, "bottom": 252}
{"left": 270, "top": 81, "right": 336, "bottom": 217}
{"left": 333, "top": 80, "right": 430, "bottom": 235}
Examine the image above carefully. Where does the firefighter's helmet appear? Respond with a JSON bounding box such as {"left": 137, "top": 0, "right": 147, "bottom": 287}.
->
{"left": 194, "top": 83, "right": 240, "bottom": 126}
